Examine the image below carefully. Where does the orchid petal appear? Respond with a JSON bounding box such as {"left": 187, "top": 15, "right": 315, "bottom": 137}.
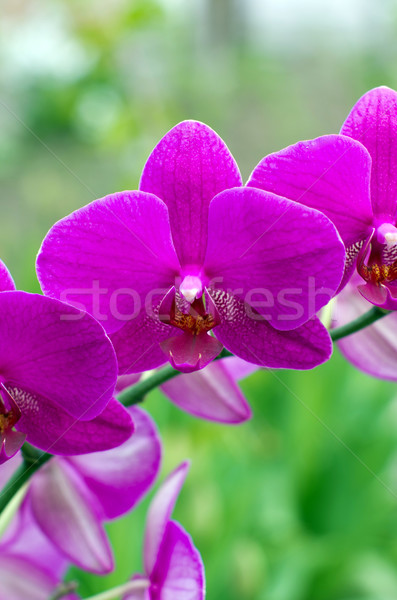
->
{"left": 341, "top": 86, "right": 397, "bottom": 221}
{"left": 67, "top": 407, "right": 161, "bottom": 520}
{"left": 161, "top": 360, "right": 251, "bottom": 423}
{"left": 37, "top": 191, "right": 180, "bottom": 334}
{"left": 0, "top": 497, "right": 68, "bottom": 578}
{"left": 247, "top": 134, "right": 373, "bottom": 247}
{"left": 150, "top": 521, "right": 205, "bottom": 600}
{"left": 110, "top": 304, "right": 172, "bottom": 374}
{"left": 221, "top": 356, "right": 258, "bottom": 380}
{"left": 210, "top": 290, "right": 332, "bottom": 369}
{"left": 30, "top": 459, "right": 113, "bottom": 574}
{"left": 0, "top": 555, "right": 58, "bottom": 600}
{"left": 0, "top": 291, "right": 117, "bottom": 421}
{"left": 0, "top": 260, "right": 15, "bottom": 292}
{"left": 0, "top": 452, "right": 21, "bottom": 491}
{"left": 144, "top": 461, "right": 189, "bottom": 576}
{"left": 140, "top": 120, "right": 242, "bottom": 266}
{"left": 116, "top": 373, "right": 142, "bottom": 392}
{"left": 335, "top": 277, "right": 397, "bottom": 380}
{"left": 204, "top": 187, "right": 345, "bottom": 330}
{"left": 14, "top": 393, "right": 133, "bottom": 455}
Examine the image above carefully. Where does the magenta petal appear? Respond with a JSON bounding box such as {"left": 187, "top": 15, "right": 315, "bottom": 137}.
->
{"left": 335, "top": 278, "right": 397, "bottom": 380}
{"left": 67, "top": 407, "right": 162, "bottom": 520}
{"left": 144, "top": 461, "right": 189, "bottom": 576}
{"left": 110, "top": 305, "right": 172, "bottom": 374}
{"left": 210, "top": 290, "right": 332, "bottom": 369}
{"left": 247, "top": 134, "right": 373, "bottom": 247}
{"left": 37, "top": 191, "right": 180, "bottom": 334}
{"left": 204, "top": 187, "right": 345, "bottom": 331}
{"left": 0, "top": 260, "right": 15, "bottom": 292}
{"left": 30, "top": 460, "right": 113, "bottom": 574}
{"left": 140, "top": 120, "right": 242, "bottom": 266}
{"left": 161, "top": 360, "right": 252, "bottom": 423}
{"left": 160, "top": 332, "right": 223, "bottom": 373}
{"left": 14, "top": 392, "right": 133, "bottom": 455}
{"left": 0, "top": 291, "right": 117, "bottom": 421}
{"left": 341, "top": 86, "right": 397, "bottom": 221}
{"left": 150, "top": 521, "right": 205, "bottom": 600}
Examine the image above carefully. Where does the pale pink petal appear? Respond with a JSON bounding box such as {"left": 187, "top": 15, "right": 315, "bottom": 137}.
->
{"left": 67, "top": 407, "right": 162, "bottom": 519}
{"left": 334, "top": 276, "right": 397, "bottom": 380}
{"left": 144, "top": 462, "right": 189, "bottom": 576}
{"left": 30, "top": 459, "right": 113, "bottom": 574}
{"left": 161, "top": 360, "right": 252, "bottom": 423}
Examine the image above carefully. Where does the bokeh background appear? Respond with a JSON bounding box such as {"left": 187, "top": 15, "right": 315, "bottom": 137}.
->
{"left": 1, "top": 1, "right": 397, "bottom": 598}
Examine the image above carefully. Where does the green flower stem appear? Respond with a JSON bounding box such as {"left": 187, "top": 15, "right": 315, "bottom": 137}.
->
{"left": 83, "top": 579, "right": 149, "bottom": 600}
{"left": 330, "top": 306, "right": 391, "bottom": 342}
{"left": 0, "top": 445, "right": 52, "bottom": 514}
{"left": 0, "top": 306, "right": 390, "bottom": 516}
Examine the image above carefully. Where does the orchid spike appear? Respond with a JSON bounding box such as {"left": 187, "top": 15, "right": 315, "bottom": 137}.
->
{"left": 117, "top": 356, "right": 256, "bottom": 424}
{"left": 37, "top": 121, "right": 345, "bottom": 373}
{"left": 1, "top": 407, "right": 161, "bottom": 574}
{"left": 248, "top": 86, "right": 397, "bottom": 311}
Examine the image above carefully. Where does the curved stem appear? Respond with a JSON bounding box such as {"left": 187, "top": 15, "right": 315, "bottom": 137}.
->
{"left": 83, "top": 579, "right": 149, "bottom": 600}
{"left": 330, "top": 306, "right": 391, "bottom": 342}
{"left": 119, "top": 348, "right": 233, "bottom": 407}
{"left": 0, "top": 445, "right": 52, "bottom": 514}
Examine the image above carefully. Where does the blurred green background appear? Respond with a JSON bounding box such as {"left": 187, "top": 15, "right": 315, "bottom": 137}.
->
{"left": 1, "top": 0, "right": 397, "bottom": 598}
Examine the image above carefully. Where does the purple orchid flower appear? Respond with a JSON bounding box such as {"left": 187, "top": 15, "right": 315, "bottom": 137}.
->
{"left": 332, "top": 273, "right": 397, "bottom": 381}
{"left": 0, "top": 285, "right": 129, "bottom": 464}
{"left": 37, "top": 121, "right": 345, "bottom": 374}
{"left": 1, "top": 406, "right": 161, "bottom": 574}
{"left": 117, "top": 356, "right": 257, "bottom": 424}
{"left": 248, "top": 86, "right": 397, "bottom": 311}
{"left": 122, "top": 461, "right": 204, "bottom": 600}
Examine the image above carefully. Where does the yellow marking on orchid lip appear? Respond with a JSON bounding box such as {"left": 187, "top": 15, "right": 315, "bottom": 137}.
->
{"left": 170, "top": 308, "right": 216, "bottom": 336}
{"left": 359, "top": 261, "right": 397, "bottom": 285}
{"left": 0, "top": 411, "right": 18, "bottom": 434}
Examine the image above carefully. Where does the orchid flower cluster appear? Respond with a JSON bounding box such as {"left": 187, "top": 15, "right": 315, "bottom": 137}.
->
{"left": 1, "top": 85, "right": 397, "bottom": 599}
